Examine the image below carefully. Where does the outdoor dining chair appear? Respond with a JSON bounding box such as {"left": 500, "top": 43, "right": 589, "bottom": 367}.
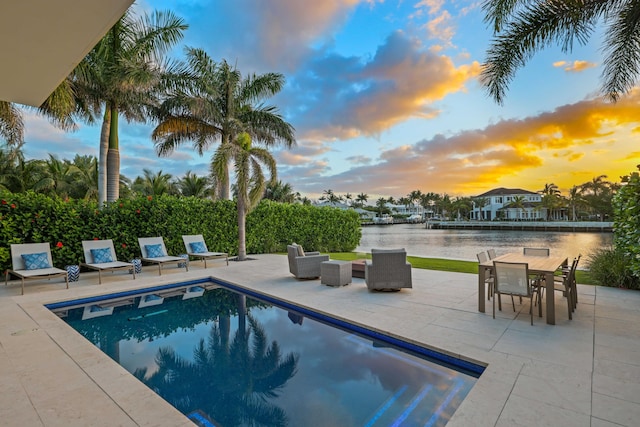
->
{"left": 493, "top": 261, "right": 542, "bottom": 325}
{"left": 523, "top": 247, "right": 550, "bottom": 256}
{"left": 477, "top": 251, "right": 494, "bottom": 300}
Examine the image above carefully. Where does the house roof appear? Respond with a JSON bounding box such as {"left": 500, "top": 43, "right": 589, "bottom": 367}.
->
{"left": 475, "top": 187, "right": 538, "bottom": 198}
{"left": 0, "top": 0, "right": 134, "bottom": 106}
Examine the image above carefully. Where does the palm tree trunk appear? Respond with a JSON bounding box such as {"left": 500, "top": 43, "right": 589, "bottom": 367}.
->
{"left": 106, "top": 105, "right": 120, "bottom": 202}
{"left": 218, "top": 132, "right": 231, "bottom": 200}
{"left": 237, "top": 196, "right": 247, "bottom": 260}
{"left": 98, "top": 108, "right": 110, "bottom": 206}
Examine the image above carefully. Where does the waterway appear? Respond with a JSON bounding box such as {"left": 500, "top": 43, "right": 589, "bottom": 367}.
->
{"left": 355, "top": 223, "right": 613, "bottom": 262}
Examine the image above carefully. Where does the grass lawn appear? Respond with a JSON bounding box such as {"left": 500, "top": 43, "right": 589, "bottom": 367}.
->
{"left": 329, "top": 252, "right": 595, "bottom": 285}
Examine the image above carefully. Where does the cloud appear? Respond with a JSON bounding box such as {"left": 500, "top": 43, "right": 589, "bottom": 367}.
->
{"left": 282, "top": 91, "right": 640, "bottom": 198}
{"left": 553, "top": 60, "right": 597, "bottom": 73}
{"left": 285, "top": 30, "right": 480, "bottom": 140}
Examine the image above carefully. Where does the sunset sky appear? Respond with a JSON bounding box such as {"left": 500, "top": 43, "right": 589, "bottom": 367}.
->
{"left": 20, "top": 0, "right": 640, "bottom": 200}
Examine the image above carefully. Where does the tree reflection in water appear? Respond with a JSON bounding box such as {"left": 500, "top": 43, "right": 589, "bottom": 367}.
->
{"left": 134, "top": 313, "right": 299, "bottom": 427}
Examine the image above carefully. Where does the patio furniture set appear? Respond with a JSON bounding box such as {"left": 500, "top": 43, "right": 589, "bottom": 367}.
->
{"left": 287, "top": 243, "right": 412, "bottom": 291}
{"left": 477, "top": 247, "right": 580, "bottom": 325}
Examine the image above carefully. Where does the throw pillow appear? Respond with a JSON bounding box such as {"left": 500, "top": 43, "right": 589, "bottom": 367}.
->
{"left": 189, "top": 241, "right": 207, "bottom": 253}
{"left": 297, "top": 245, "right": 305, "bottom": 257}
{"left": 21, "top": 252, "right": 51, "bottom": 270}
{"left": 145, "top": 244, "right": 165, "bottom": 258}
{"left": 90, "top": 247, "right": 113, "bottom": 263}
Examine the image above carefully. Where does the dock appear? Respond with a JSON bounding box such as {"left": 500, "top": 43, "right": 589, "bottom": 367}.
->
{"left": 427, "top": 220, "right": 613, "bottom": 232}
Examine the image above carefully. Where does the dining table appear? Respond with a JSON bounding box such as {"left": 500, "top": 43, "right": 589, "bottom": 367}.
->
{"left": 478, "top": 252, "right": 568, "bottom": 325}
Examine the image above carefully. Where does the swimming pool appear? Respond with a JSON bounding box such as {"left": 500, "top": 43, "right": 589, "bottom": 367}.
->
{"left": 48, "top": 279, "right": 482, "bottom": 426}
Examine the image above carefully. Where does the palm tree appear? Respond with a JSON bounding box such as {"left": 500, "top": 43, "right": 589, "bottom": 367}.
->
{"left": 581, "top": 175, "right": 617, "bottom": 221}
{"left": 0, "top": 101, "right": 24, "bottom": 146}
{"left": 131, "top": 169, "right": 176, "bottom": 196}
{"left": 69, "top": 155, "right": 98, "bottom": 200}
{"left": 510, "top": 195, "right": 526, "bottom": 220}
{"left": 538, "top": 183, "right": 562, "bottom": 220}
{"left": 153, "top": 49, "right": 296, "bottom": 200}
{"left": 355, "top": 192, "right": 368, "bottom": 208}
{"left": 264, "top": 180, "right": 295, "bottom": 203}
{"left": 34, "top": 154, "right": 80, "bottom": 198}
{"left": 481, "top": 1, "right": 640, "bottom": 103}
{"left": 474, "top": 197, "right": 489, "bottom": 220}
{"left": 212, "top": 132, "right": 276, "bottom": 261}
{"left": 74, "top": 9, "right": 187, "bottom": 204}
{"left": 375, "top": 197, "right": 389, "bottom": 217}
{"left": 320, "top": 189, "right": 342, "bottom": 205}
{"left": 567, "top": 185, "right": 583, "bottom": 220}
{"left": 176, "top": 171, "right": 214, "bottom": 198}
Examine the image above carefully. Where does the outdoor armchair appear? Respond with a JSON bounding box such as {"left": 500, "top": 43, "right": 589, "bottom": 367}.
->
{"left": 287, "top": 244, "right": 329, "bottom": 279}
{"left": 365, "top": 248, "right": 412, "bottom": 291}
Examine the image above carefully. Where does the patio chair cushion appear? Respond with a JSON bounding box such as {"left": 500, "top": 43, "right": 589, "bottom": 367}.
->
{"left": 90, "top": 247, "right": 113, "bottom": 263}
{"left": 297, "top": 245, "right": 305, "bottom": 257}
{"left": 145, "top": 244, "right": 165, "bottom": 258}
{"left": 21, "top": 252, "right": 51, "bottom": 270}
{"left": 189, "top": 241, "right": 207, "bottom": 253}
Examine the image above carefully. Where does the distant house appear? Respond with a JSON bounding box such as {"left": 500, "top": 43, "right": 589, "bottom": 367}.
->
{"left": 471, "top": 188, "right": 547, "bottom": 221}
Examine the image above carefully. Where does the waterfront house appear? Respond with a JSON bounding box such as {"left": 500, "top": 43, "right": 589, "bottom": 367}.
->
{"left": 471, "top": 187, "right": 559, "bottom": 221}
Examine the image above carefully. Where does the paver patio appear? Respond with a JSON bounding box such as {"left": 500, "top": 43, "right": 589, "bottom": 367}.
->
{"left": 1, "top": 254, "right": 638, "bottom": 426}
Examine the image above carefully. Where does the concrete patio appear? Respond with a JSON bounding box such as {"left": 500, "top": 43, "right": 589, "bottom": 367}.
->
{"left": 1, "top": 254, "right": 638, "bottom": 426}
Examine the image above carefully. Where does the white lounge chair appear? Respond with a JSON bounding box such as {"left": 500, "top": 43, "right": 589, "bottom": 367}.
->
{"left": 5, "top": 242, "right": 69, "bottom": 295}
{"left": 138, "top": 236, "right": 188, "bottom": 275}
{"left": 182, "top": 234, "right": 228, "bottom": 268}
{"left": 81, "top": 239, "right": 135, "bottom": 284}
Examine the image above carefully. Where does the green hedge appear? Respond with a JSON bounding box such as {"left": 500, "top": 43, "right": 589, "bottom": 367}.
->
{"left": 0, "top": 192, "right": 361, "bottom": 271}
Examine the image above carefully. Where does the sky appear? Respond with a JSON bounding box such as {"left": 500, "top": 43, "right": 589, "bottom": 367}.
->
{"left": 19, "top": 0, "right": 640, "bottom": 200}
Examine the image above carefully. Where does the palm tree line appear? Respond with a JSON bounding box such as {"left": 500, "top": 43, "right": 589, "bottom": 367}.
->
{"left": 319, "top": 179, "right": 619, "bottom": 221}
{"left": 0, "top": 6, "right": 295, "bottom": 207}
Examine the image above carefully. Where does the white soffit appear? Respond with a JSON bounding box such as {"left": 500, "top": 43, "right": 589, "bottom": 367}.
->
{"left": 0, "top": 0, "right": 134, "bottom": 106}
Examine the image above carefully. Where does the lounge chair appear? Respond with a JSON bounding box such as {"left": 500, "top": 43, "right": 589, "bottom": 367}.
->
{"left": 287, "top": 244, "right": 329, "bottom": 279}
{"left": 81, "top": 239, "right": 135, "bottom": 284}
{"left": 138, "top": 236, "right": 189, "bottom": 275}
{"left": 182, "top": 234, "right": 228, "bottom": 268}
{"left": 365, "top": 248, "right": 412, "bottom": 291}
{"left": 5, "top": 242, "right": 69, "bottom": 295}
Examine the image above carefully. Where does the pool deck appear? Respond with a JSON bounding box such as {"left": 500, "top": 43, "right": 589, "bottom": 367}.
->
{"left": 1, "top": 254, "right": 639, "bottom": 426}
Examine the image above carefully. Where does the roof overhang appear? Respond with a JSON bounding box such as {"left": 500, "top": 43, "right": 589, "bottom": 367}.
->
{"left": 0, "top": 0, "right": 134, "bottom": 107}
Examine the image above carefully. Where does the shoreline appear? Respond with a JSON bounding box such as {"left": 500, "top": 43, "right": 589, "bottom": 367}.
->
{"left": 362, "top": 220, "right": 613, "bottom": 232}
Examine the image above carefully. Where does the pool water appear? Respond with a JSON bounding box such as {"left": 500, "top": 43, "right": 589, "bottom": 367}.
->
{"left": 51, "top": 280, "right": 481, "bottom": 427}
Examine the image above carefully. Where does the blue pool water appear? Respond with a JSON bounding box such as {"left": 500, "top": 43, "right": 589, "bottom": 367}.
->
{"left": 49, "top": 279, "right": 482, "bottom": 426}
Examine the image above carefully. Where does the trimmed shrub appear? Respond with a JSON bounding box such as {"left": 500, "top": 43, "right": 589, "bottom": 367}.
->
{"left": 0, "top": 192, "right": 361, "bottom": 272}
{"left": 612, "top": 166, "right": 640, "bottom": 279}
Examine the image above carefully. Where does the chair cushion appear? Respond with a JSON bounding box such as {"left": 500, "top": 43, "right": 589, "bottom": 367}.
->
{"left": 21, "top": 252, "right": 51, "bottom": 270}
{"left": 189, "top": 241, "right": 207, "bottom": 253}
{"left": 297, "top": 245, "right": 305, "bottom": 257}
{"left": 145, "top": 244, "right": 165, "bottom": 258}
{"left": 90, "top": 247, "right": 113, "bottom": 263}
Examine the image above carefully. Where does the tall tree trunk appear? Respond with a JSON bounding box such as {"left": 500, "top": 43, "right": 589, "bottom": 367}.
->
{"left": 237, "top": 196, "right": 246, "bottom": 260}
{"left": 106, "top": 105, "right": 120, "bottom": 202}
{"left": 98, "top": 108, "right": 110, "bottom": 206}
{"left": 218, "top": 133, "right": 231, "bottom": 200}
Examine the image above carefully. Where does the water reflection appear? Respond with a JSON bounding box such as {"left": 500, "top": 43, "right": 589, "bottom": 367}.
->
{"left": 136, "top": 313, "right": 298, "bottom": 427}
{"left": 357, "top": 224, "right": 613, "bottom": 261}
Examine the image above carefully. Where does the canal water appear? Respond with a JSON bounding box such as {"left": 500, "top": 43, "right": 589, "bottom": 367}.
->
{"left": 355, "top": 223, "right": 613, "bottom": 262}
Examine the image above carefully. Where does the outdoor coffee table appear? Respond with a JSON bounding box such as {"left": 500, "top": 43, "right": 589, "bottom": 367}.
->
{"left": 351, "top": 259, "right": 366, "bottom": 278}
{"left": 321, "top": 260, "right": 352, "bottom": 287}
